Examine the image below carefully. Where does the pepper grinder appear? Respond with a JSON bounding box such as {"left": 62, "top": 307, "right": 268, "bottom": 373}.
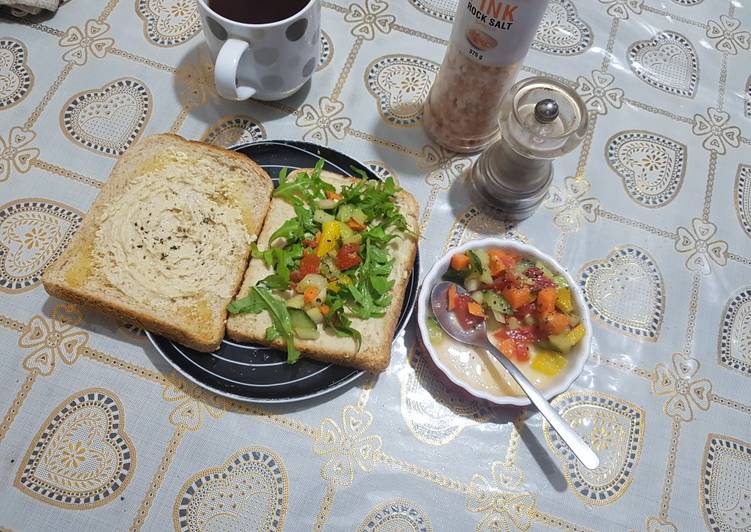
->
{"left": 470, "top": 77, "right": 588, "bottom": 221}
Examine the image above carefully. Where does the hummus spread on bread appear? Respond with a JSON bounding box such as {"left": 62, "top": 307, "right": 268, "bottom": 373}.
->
{"left": 93, "top": 160, "right": 250, "bottom": 305}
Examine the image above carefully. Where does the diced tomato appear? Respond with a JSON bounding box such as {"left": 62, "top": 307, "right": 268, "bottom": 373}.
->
{"left": 541, "top": 312, "right": 570, "bottom": 336}
{"left": 513, "top": 301, "right": 537, "bottom": 321}
{"left": 524, "top": 267, "right": 556, "bottom": 289}
{"left": 485, "top": 270, "right": 516, "bottom": 291}
{"left": 504, "top": 326, "right": 539, "bottom": 344}
{"left": 290, "top": 270, "right": 303, "bottom": 283}
{"left": 302, "top": 231, "right": 321, "bottom": 248}
{"left": 335, "top": 243, "right": 362, "bottom": 270}
{"left": 453, "top": 295, "right": 484, "bottom": 330}
{"left": 502, "top": 286, "right": 533, "bottom": 310}
{"left": 514, "top": 342, "right": 530, "bottom": 362}
{"left": 299, "top": 251, "right": 321, "bottom": 276}
{"left": 326, "top": 190, "right": 343, "bottom": 201}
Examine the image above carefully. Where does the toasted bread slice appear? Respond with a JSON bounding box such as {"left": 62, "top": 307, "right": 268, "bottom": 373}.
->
{"left": 226, "top": 169, "right": 419, "bottom": 373}
{"left": 42, "top": 134, "right": 273, "bottom": 352}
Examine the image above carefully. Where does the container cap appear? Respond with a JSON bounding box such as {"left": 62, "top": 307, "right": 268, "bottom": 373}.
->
{"left": 499, "top": 77, "right": 588, "bottom": 160}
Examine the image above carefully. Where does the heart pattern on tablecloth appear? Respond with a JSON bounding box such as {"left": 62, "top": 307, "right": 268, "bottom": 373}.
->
{"left": 318, "top": 31, "right": 333, "bottom": 71}
{"left": 401, "top": 346, "right": 489, "bottom": 446}
{"left": 701, "top": 434, "right": 751, "bottom": 531}
{"left": 0, "top": 38, "right": 33, "bottom": 109}
{"left": 201, "top": 116, "right": 266, "bottom": 148}
{"left": 174, "top": 447, "right": 287, "bottom": 532}
{"left": 61, "top": 78, "right": 151, "bottom": 157}
{"left": 15, "top": 389, "right": 134, "bottom": 508}
{"left": 580, "top": 246, "right": 664, "bottom": 340}
{"left": 357, "top": 498, "right": 432, "bottom": 531}
{"left": 628, "top": 31, "right": 698, "bottom": 98}
{"left": 606, "top": 130, "right": 686, "bottom": 208}
{"left": 545, "top": 391, "right": 644, "bottom": 505}
{"left": 444, "top": 206, "right": 526, "bottom": 250}
{"left": 719, "top": 288, "right": 751, "bottom": 377}
{"left": 532, "top": 0, "right": 592, "bottom": 56}
{"left": 736, "top": 165, "right": 751, "bottom": 240}
{"left": 366, "top": 54, "right": 438, "bottom": 127}
{"left": 0, "top": 198, "right": 82, "bottom": 292}
{"left": 408, "top": 0, "right": 456, "bottom": 21}
{"left": 137, "top": 0, "right": 201, "bottom": 47}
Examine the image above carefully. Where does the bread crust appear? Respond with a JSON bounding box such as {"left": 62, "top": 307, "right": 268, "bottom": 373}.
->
{"left": 226, "top": 170, "right": 420, "bottom": 372}
{"left": 42, "top": 134, "right": 273, "bottom": 352}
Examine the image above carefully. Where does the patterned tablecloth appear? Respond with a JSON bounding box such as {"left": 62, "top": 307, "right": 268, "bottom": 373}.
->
{"left": 1, "top": 0, "right": 750, "bottom": 530}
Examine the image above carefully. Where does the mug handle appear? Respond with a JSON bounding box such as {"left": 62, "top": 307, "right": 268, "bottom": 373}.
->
{"left": 214, "top": 38, "right": 256, "bottom": 101}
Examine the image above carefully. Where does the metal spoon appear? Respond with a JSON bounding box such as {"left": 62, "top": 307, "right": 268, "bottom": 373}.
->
{"left": 431, "top": 281, "right": 599, "bottom": 470}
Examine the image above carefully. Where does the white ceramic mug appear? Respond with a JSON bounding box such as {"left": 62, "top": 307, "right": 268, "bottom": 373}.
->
{"left": 196, "top": 0, "right": 321, "bottom": 101}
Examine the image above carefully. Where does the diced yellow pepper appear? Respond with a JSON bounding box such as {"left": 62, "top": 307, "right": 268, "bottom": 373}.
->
{"left": 316, "top": 220, "right": 340, "bottom": 257}
{"left": 327, "top": 281, "right": 340, "bottom": 293}
{"left": 531, "top": 348, "right": 568, "bottom": 376}
{"left": 338, "top": 275, "right": 352, "bottom": 286}
{"left": 568, "top": 323, "right": 586, "bottom": 345}
{"left": 555, "top": 287, "right": 573, "bottom": 313}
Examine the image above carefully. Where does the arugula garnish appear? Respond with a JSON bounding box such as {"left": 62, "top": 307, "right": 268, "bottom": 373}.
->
{"left": 229, "top": 162, "right": 412, "bottom": 363}
{"left": 228, "top": 286, "right": 300, "bottom": 363}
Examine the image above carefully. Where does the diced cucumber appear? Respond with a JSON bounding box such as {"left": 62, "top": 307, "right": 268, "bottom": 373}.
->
{"left": 343, "top": 233, "right": 362, "bottom": 245}
{"left": 472, "top": 249, "right": 493, "bottom": 284}
{"left": 548, "top": 324, "right": 586, "bottom": 353}
{"left": 483, "top": 291, "right": 513, "bottom": 321}
{"left": 552, "top": 275, "right": 569, "bottom": 288}
{"left": 289, "top": 308, "right": 319, "bottom": 339}
{"left": 313, "top": 209, "right": 335, "bottom": 224}
{"left": 350, "top": 207, "right": 368, "bottom": 225}
{"left": 336, "top": 204, "right": 354, "bottom": 223}
{"left": 286, "top": 294, "right": 305, "bottom": 309}
{"left": 514, "top": 259, "right": 535, "bottom": 275}
{"left": 535, "top": 260, "right": 557, "bottom": 281}
{"left": 305, "top": 306, "right": 325, "bottom": 325}
{"left": 464, "top": 277, "right": 481, "bottom": 292}
{"left": 425, "top": 316, "right": 444, "bottom": 345}
{"left": 338, "top": 221, "right": 355, "bottom": 240}
{"left": 470, "top": 291, "right": 484, "bottom": 303}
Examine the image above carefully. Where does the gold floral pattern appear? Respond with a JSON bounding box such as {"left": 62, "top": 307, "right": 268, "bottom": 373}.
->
{"left": 652, "top": 353, "right": 711, "bottom": 421}
{"left": 58, "top": 19, "right": 114, "bottom": 65}
{"left": 706, "top": 15, "right": 750, "bottom": 55}
{"left": 296, "top": 97, "right": 351, "bottom": 144}
{"left": 18, "top": 304, "right": 88, "bottom": 376}
{"left": 313, "top": 406, "right": 381, "bottom": 487}
{"left": 692, "top": 107, "right": 740, "bottom": 155}
{"left": 599, "top": 0, "right": 643, "bottom": 19}
{"left": 467, "top": 462, "right": 535, "bottom": 531}
{"left": 0, "top": 198, "right": 82, "bottom": 292}
{"left": 0, "top": 39, "right": 33, "bottom": 109}
{"left": 674, "top": 218, "right": 727, "bottom": 275}
{"left": 137, "top": 0, "right": 201, "bottom": 47}
{"left": 357, "top": 498, "right": 432, "bottom": 531}
{"left": 0, "top": 127, "right": 38, "bottom": 182}
{"left": 14, "top": 388, "right": 134, "bottom": 508}
{"left": 419, "top": 145, "right": 471, "bottom": 190}
{"left": 173, "top": 447, "right": 288, "bottom": 531}
{"left": 162, "top": 373, "right": 226, "bottom": 431}
{"left": 543, "top": 176, "right": 599, "bottom": 232}
{"left": 576, "top": 71, "right": 623, "bottom": 115}
{"left": 345, "top": 0, "right": 396, "bottom": 40}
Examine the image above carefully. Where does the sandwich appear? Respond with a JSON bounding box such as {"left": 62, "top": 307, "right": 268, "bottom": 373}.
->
{"left": 226, "top": 164, "right": 419, "bottom": 372}
{"left": 42, "top": 134, "right": 273, "bottom": 352}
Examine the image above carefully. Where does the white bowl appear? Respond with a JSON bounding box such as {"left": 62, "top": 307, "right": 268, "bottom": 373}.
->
{"left": 417, "top": 238, "right": 592, "bottom": 406}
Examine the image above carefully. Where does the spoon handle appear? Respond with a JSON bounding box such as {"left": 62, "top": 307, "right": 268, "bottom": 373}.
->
{"left": 483, "top": 341, "right": 600, "bottom": 470}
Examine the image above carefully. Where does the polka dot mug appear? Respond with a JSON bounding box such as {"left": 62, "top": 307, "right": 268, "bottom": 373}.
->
{"left": 197, "top": 0, "right": 321, "bottom": 101}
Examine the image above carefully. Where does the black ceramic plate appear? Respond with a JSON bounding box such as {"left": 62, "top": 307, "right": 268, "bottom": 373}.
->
{"left": 147, "top": 140, "right": 419, "bottom": 403}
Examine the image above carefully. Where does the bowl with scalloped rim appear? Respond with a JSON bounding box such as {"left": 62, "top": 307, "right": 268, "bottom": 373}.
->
{"left": 417, "top": 238, "right": 592, "bottom": 406}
